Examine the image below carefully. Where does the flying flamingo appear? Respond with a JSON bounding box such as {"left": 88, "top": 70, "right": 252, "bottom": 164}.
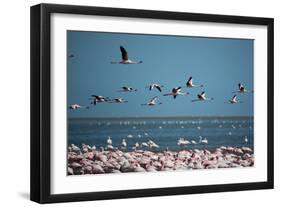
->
{"left": 186, "top": 76, "right": 204, "bottom": 88}
{"left": 146, "top": 83, "right": 164, "bottom": 92}
{"left": 69, "top": 104, "right": 89, "bottom": 110}
{"left": 163, "top": 87, "right": 189, "bottom": 99}
{"left": 233, "top": 83, "right": 253, "bottom": 94}
{"left": 110, "top": 98, "right": 128, "bottom": 103}
{"left": 192, "top": 91, "right": 214, "bottom": 102}
{"left": 141, "top": 96, "right": 162, "bottom": 106}
{"left": 111, "top": 46, "right": 143, "bottom": 64}
{"left": 90, "top": 95, "right": 110, "bottom": 105}
{"left": 225, "top": 95, "right": 242, "bottom": 104}
{"left": 118, "top": 86, "right": 137, "bottom": 92}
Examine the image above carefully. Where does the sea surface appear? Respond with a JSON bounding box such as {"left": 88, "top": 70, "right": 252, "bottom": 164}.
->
{"left": 68, "top": 116, "right": 254, "bottom": 152}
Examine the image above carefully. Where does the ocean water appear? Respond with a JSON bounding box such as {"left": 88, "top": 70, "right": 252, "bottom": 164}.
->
{"left": 68, "top": 117, "right": 254, "bottom": 152}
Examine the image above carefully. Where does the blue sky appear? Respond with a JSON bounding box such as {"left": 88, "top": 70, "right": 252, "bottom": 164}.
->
{"left": 67, "top": 31, "right": 253, "bottom": 118}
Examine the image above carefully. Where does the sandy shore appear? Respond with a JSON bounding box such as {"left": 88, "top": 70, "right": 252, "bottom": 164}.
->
{"left": 67, "top": 145, "right": 254, "bottom": 175}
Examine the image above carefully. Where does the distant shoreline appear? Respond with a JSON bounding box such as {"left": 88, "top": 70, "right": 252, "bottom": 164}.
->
{"left": 69, "top": 116, "right": 254, "bottom": 121}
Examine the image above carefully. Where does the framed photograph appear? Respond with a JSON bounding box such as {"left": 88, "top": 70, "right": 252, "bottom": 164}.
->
{"left": 30, "top": 3, "right": 274, "bottom": 203}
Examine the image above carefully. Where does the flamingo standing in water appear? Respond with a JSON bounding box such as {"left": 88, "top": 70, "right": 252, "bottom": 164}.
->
{"left": 146, "top": 83, "right": 164, "bottom": 92}
{"left": 225, "top": 95, "right": 242, "bottom": 104}
{"left": 141, "top": 96, "right": 162, "bottom": 106}
{"left": 121, "top": 139, "right": 127, "bottom": 150}
{"left": 164, "top": 87, "right": 189, "bottom": 99}
{"left": 233, "top": 83, "right": 253, "bottom": 94}
{"left": 107, "top": 136, "right": 112, "bottom": 145}
{"left": 111, "top": 46, "right": 143, "bottom": 64}
{"left": 192, "top": 91, "right": 214, "bottom": 102}
{"left": 244, "top": 136, "right": 248, "bottom": 143}
{"left": 199, "top": 136, "right": 208, "bottom": 144}
{"left": 186, "top": 76, "right": 204, "bottom": 88}
{"left": 177, "top": 138, "right": 190, "bottom": 148}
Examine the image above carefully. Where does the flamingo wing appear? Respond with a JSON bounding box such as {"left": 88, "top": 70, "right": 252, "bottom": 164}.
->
{"left": 155, "top": 85, "right": 162, "bottom": 92}
{"left": 150, "top": 96, "right": 158, "bottom": 102}
{"left": 120, "top": 46, "right": 128, "bottom": 61}
{"left": 187, "top": 76, "right": 193, "bottom": 85}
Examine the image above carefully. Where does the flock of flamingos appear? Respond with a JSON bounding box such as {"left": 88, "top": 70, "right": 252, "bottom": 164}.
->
{"left": 69, "top": 46, "right": 253, "bottom": 110}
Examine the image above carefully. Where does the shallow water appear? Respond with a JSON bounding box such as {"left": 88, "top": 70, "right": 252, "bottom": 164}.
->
{"left": 68, "top": 116, "right": 254, "bottom": 152}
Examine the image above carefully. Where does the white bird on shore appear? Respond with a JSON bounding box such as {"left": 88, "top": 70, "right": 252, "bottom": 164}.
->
{"left": 177, "top": 138, "right": 190, "bottom": 147}
{"left": 244, "top": 136, "right": 248, "bottom": 143}
{"left": 121, "top": 139, "right": 127, "bottom": 149}
{"left": 192, "top": 91, "right": 214, "bottom": 102}
{"left": 141, "top": 142, "right": 149, "bottom": 148}
{"left": 111, "top": 46, "right": 143, "bottom": 64}
{"left": 71, "top": 144, "right": 81, "bottom": 153}
{"left": 191, "top": 140, "right": 197, "bottom": 144}
{"left": 132, "top": 142, "right": 140, "bottom": 150}
{"left": 107, "top": 136, "right": 112, "bottom": 145}
{"left": 186, "top": 76, "right": 204, "bottom": 88}
{"left": 141, "top": 96, "right": 162, "bottom": 106}
{"left": 147, "top": 83, "right": 164, "bottom": 92}
{"left": 147, "top": 140, "right": 159, "bottom": 149}
{"left": 164, "top": 87, "right": 189, "bottom": 99}
{"left": 226, "top": 95, "right": 242, "bottom": 104}
{"left": 199, "top": 136, "right": 208, "bottom": 144}
{"left": 233, "top": 83, "right": 253, "bottom": 94}
{"left": 119, "top": 86, "right": 137, "bottom": 92}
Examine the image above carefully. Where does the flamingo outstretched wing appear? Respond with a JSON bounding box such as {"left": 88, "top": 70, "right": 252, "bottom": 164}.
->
{"left": 120, "top": 46, "right": 128, "bottom": 61}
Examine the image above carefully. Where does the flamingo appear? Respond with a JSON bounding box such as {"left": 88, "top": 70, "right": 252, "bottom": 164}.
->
{"left": 192, "top": 91, "right": 214, "bottom": 102}
{"left": 225, "top": 95, "right": 242, "bottom": 104}
{"left": 233, "top": 83, "right": 253, "bottom": 94}
{"left": 147, "top": 83, "right": 164, "bottom": 92}
{"left": 199, "top": 136, "right": 208, "bottom": 144}
{"left": 111, "top": 46, "right": 142, "bottom": 64}
{"left": 107, "top": 136, "right": 112, "bottom": 145}
{"left": 191, "top": 140, "right": 197, "bottom": 144}
{"left": 70, "top": 144, "right": 81, "bottom": 153}
{"left": 110, "top": 98, "right": 128, "bottom": 103}
{"left": 90, "top": 95, "right": 110, "bottom": 105}
{"left": 177, "top": 138, "right": 190, "bottom": 147}
{"left": 132, "top": 142, "right": 140, "bottom": 150}
{"left": 147, "top": 140, "right": 159, "bottom": 149}
{"left": 140, "top": 142, "right": 149, "bottom": 148}
{"left": 141, "top": 96, "right": 162, "bottom": 106}
{"left": 186, "top": 76, "right": 204, "bottom": 88}
{"left": 121, "top": 139, "right": 127, "bottom": 149}
{"left": 119, "top": 86, "right": 137, "bottom": 92}
{"left": 163, "top": 87, "right": 189, "bottom": 99}
{"left": 69, "top": 104, "right": 89, "bottom": 110}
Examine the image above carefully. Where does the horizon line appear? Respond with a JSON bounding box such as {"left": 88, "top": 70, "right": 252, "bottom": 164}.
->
{"left": 69, "top": 115, "right": 254, "bottom": 120}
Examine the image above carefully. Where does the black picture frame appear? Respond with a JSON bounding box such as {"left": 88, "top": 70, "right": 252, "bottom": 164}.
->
{"left": 30, "top": 3, "right": 274, "bottom": 204}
